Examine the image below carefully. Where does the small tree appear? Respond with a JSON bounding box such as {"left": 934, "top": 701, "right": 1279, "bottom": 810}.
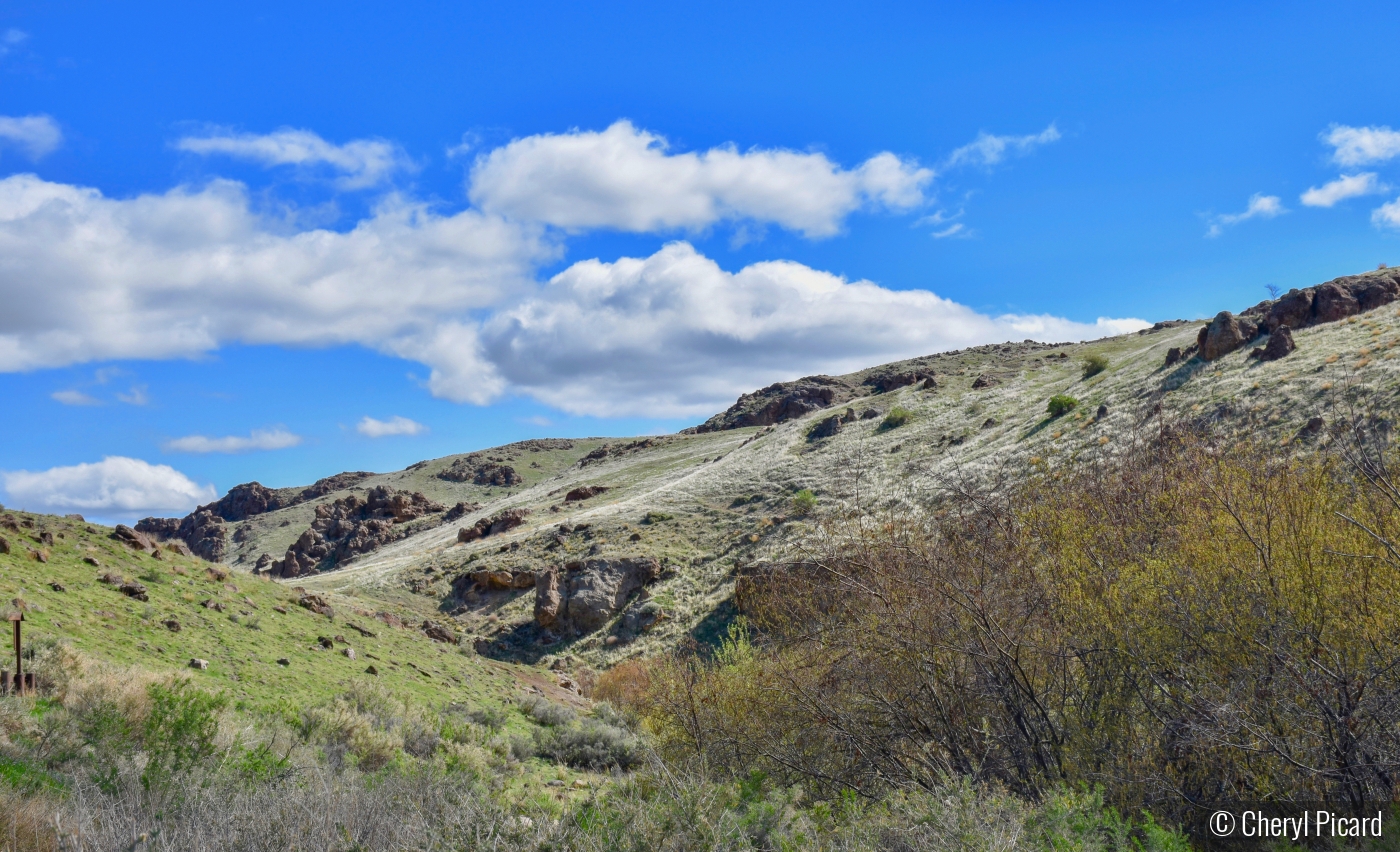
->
{"left": 1047, "top": 395, "right": 1078, "bottom": 417}
{"left": 1081, "top": 353, "right": 1109, "bottom": 379}
{"left": 880, "top": 407, "right": 913, "bottom": 430}
{"left": 791, "top": 489, "right": 817, "bottom": 516}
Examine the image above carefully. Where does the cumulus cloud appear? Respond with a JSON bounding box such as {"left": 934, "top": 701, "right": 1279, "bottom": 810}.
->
{"left": 0, "top": 115, "right": 62, "bottom": 160}
{"left": 163, "top": 427, "right": 301, "bottom": 454}
{"left": 1206, "top": 193, "right": 1285, "bottom": 237}
{"left": 356, "top": 415, "right": 426, "bottom": 437}
{"left": 944, "top": 124, "right": 1060, "bottom": 169}
{"left": 1372, "top": 197, "right": 1400, "bottom": 229}
{"left": 468, "top": 120, "right": 933, "bottom": 238}
{"left": 0, "top": 174, "right": 550, "bottom": 372}
{"left": 1, "top": 456, "right": 215, "bottom": 515}
{"left": 1301, "top": 173, "right": 1386, "bottom": 207}
{"left": 51, "top": 389, "right": 100, "bottom": 406}
{"left": 176, "top": 128, "right": 412, "bottom": 189}
{"left": 0, "top": 162, "right": 1149, "bottom": 419}
{"left": 476, "top": 242, "right": 1147, "bottom": 417}
{"left": 1324, "top": 125, "right": 1400, "bottom": 167}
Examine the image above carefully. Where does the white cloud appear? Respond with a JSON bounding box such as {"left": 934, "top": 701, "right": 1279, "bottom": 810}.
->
{"left": 176, "top": 128, "right": 412, "bottom": 190}
{"left": 0, "top": 115, "right": 62, "bottom": 160}
{"left": 944, "top": 124, "right": 1060, "bottom": 169}
{"left": 475, "top": 241, "right": 1147, "bottom": 417}
{"left": 51, "top": 389, "right": 100, "bottom": 406}
{"left": 468, "top": 120, "right": 933, "bottom": 238}
{"left": 116, "top": 385, "right": 149, "bottom": 405}
{"left": 2, "top": 456, "right": 215, "bottom": 515}
{"left": 0, "top": 174, "right": 550, "bottom": 372}
{"left": 356, "top": 415, "right": 426, "bottom": 437}
{"left": 1206, "top": 193, "right": 1285, "bottom": 237}
{"left": 0, "top": 29, "right": 27, "bottom": 57}
{"left": 163, "top": 427, "right": 302, "bottom": 454}
{"left": 1301, "top": 173, "right": 1386, "bottom": 207}
{"left": 0, "top": 147, "right": 1150, "bottom": 420}
{"left": 1324, "top": 124, "right": 1400, "bottom": 167}
{"left": 1372, "top": 197, "right": 1400, "bottom": 229}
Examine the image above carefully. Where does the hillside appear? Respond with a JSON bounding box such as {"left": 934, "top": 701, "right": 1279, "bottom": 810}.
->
{"left": 12, "top": 267, "right": 1400, "bottom": 683}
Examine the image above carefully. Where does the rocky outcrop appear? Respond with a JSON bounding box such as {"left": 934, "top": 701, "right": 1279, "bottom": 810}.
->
{"left": 862, "top": 370, "right": 934, "bottom": 394}
{"left": 1250, "top": 326, "right": 1295, "bottom": 362}
{"left": 443, "top": 501, "right": 483, "bottom": 523}
{"left": 1196, "top": 312, "right": 1260, "bottom": 361}
{"left": 693, "top": 375, "right": 857, "bottom": 432}
{"left": 534, "top": 557, "right": 662, "bottom": 634}
{"left": 271, "top": 487, "right": 445, "bottom": 577}
{"left": 112, "top": 524, "right": 161, "bottom": 556}
{"left": 298, "top": 472, "right": 375, "bottom": 502}
{"left": 808, "top": 408, "right": 858, "bottom": 441}
{"left": 1243, "top": 269, "right": 1400, "bottom": 334}
{"left": 456, "top": 508, "right": 530, "bottom": 544}
{"left": 439, "top": 455, "right": 523, "bottom": 486}
{"left": 455, "top": 568, "right": 536, "bottom": 593}
{"left": 564, "top": 485, "right": 610, "bottom": 502}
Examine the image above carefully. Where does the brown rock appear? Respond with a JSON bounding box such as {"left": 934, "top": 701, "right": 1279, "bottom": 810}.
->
{"left": 189, "top": 658, "right": 209, "bottom": 670}
{"left": 1256, "top": 325, "right": 1295, "bottom": 361}
{"left": 456, "top": 508, "right": 530, "bottom": 544}
{"left": 298, "top": 593, "right": 334, "bottom": 618}
{"left": 82, "top": 556, "right": 100, "bottom": 567}
{"left": 564, "top": 485, "right": 610, "bottom": 502}
{"left": 535, "top": 569, "right": 562, "bottom": 627}
{"left": 971, "top": 374, "right": 998, "bottom": 389}
{"left": 162, "top": 619, "right": 181, "bottom": 632}
{"left": 1313, "top": 282, "right": 1360, "bottom": 323}
{"left": 1265, "top": 288, "right": 1315, "bottom": 332}
{"left": 49, "top": 582, "right": 65, "bottom": 592}
{"left": 422, "top": 620, "right": 459, "bottom": 644}
{"left": 112, "top": 524, "right": 159, "bottom": 554}
{"left": 1197, "top": 311, "right": 1259, "bottom": 361}
{"left": 0, "top": 536, "right": 7, "bottom": 555}
{"left": 1165, "top": 347, "right": 1184, "bottom": 366}
{"left": 807, "top": 413, "right": 845, "bottom": 441}
{"left": 118, "top": 582, "right": 148, "bottom": 602}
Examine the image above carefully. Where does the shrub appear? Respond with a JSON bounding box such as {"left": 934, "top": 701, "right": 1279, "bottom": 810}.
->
{"left": 642, "top": 511, "right": 674, "bottom": 524}
{"left": 534, "top": 717, "right": 644, "bottom": 770}
{"left": 519, "top": 695, "right": 576, "bottom": 727}
{"left": 880, "top": 407, "right": 913, "bottom": 430}
{"left": 790, "top": 489, "right": 817, "bottom": 516}
{"left": 141, "top": 680, "right": 227, "bottom": 792}
{"left": 1047, "top": 394, "right": 1078, "bottom": 417}
{"left": 1081, "top": 353, "right": 1109, "bottom": 378}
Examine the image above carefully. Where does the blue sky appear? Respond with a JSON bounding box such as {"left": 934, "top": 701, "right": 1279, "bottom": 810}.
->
{"left": 3, "top": 0, "right": 1400, "bottom": 522}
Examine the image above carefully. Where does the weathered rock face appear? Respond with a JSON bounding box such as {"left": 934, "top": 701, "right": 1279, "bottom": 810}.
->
{"left": 443, "top": 501, "right": 483, "bottom": 523}
{"left": 564, "top": 485, "right": 609, "bottom": 502}
{"left": 694, "top": 375, "right": 857, "bottom": 432}
{"left": 1197, "top": 311, "right": 1260, "bottom": 361}
{"left": 807, "top": 408, "right": 858, "bottom": 441}
{"left": 298, "top": 472, "right": 375, "bottom": 502}
{"left": 1243, "top": 269, "right": 1400, "bottom": 333}
{"left": 534, "top": 557, "right": 662, "bottom": 634}
{"left": 112, "top": 524, "right": 161, "bottom": 556}
{"left": 272, "top": 487, "right": 445, "bottom": 577}
{"left": 1253, "top": 326, "right": 1296, "bottom": 362}
{"left": 456, "top": 508, "right": 530, "bottom": 543}
{"left": 862, "top": 370, "right": 934, "bottom": 394}
{"left": 438, "top": 455, "right": 523, "bottom": 486}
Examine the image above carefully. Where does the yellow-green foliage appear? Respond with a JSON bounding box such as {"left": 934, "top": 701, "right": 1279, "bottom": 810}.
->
{"left": 617, "top": 427, "right": 1400, "bottom": 821}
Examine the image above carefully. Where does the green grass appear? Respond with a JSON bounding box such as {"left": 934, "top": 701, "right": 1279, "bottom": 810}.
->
{"left": 0, "top": 512, "right": 523, "bottom": 716}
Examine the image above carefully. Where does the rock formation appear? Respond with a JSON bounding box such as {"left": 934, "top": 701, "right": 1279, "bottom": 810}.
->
{"left": 456, "top": 507, "right": 530, "bottom": 543}
{"left": 438, "top": 455, "right": 523, "bottom": 486}
{"left": 271, "top": 487, "right": 445, "bottom": 577}
{"left": 534, "top": 557, "right": 662, "bottom": 634}
{"left": 693, "top": 375, "right": 855, "bottom": 432}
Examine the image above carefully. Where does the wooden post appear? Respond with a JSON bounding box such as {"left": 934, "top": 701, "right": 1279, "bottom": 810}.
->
{"left": 10, "top": 613, "right": 23, "bottom": 696}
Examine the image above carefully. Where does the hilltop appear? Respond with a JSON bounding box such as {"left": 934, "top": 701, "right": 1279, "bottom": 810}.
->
{"left": 9, "top": 266, "right": 1400, "bottom": 684}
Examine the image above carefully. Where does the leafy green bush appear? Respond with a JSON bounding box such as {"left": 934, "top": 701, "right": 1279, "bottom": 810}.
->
{"left": 534, "top": 716, "right": 644, "bottom": 770}
{"left": 141, "top": 680, "right": 227, "bottom": 791}
{"left": 881, "top": 407, "right": 914, "bottom": 430}
{"left": 791, "top": 489, "right": 817, "bottom": 516}
{"left": 1047, "top": 395, "right": 1078, "bottom": 417}
{"left": 642, "top": 511, "right": 674, "bottom": 524}
{"left": 1081, "top": 353, "right": 1109, "bottom": 378}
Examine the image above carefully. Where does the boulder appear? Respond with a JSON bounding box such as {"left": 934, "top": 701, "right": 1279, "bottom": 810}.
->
{"left": 162, "top": 619, "right": 181, "bottom": 632}
{"left": 422, "top": 620, "right": 459, "bottom": 644}
{"left": 1165, "top": 347, "right": 1184, "bottom": 366}
{"left": 112, "top": 525, "right": 159, "bottom": 555}
{"left": 189, "top": 658, "right": 209, "bottom": 670}
{"left": 535, "top": 570, "right": 563, "bottom": 627}
{"left": 1256, "top": 326, "right": 1295, "bottom": 362}
{"left": 807, "top": 413, "right": 844, "bottom": 441}
{"left": 1197, "top": 311, "right": 1259, "bottom": 361}
{"left": 253, "top": 553, "right": 273, "bottom": 573}
{"left": 971, "top": 374, "right": 998, "bottom": 389}
{"left": 456, "top": 508, "right": 530, "bottom": 544}
{"left": 564, "top": 485, "right": 610, "bottom": 502}
{"left": 535, "top": 557, "right": 662, "bottom": 634}
{"left": 0, "top": 537, "right": 7, "bottom": 555}
{"left": 443, "top": 501, "right": 482, "bottom": 523}
{"left": 118, "top": 582, "right": 149, "bottom": 602}
{"left": 1264, "top": 289, "right": 1315, "bottom": 332}
{"left": 693, "top": 375, "right": 855, "bottom": 432}
{"left": 298, "top": 593, "right": 334, "bottom": 618}
{"left": 1313, "top": 282, "right": 1360, "bottom": 323}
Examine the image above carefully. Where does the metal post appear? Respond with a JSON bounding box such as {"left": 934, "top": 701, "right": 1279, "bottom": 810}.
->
{"left": 13, "top": 615, "right": 21, "bottom": 693}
